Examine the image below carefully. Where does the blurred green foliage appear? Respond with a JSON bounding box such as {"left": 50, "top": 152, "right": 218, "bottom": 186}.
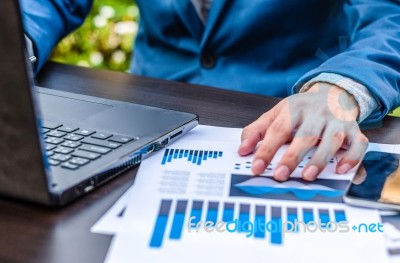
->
{"left": 51, "top": 0, "right": 138, "bottom": 72}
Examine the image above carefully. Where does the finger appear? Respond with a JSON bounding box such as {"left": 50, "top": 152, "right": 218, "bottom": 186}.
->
{"left": 336, "top": 131, "right": 368, "bottom": 174}
{"left": 303, "top": 125, "right": 346, "bottom": 181}
{"left": 252, "top": 114, "right": 297, "bottom": 175}
{"left": 352, "top": 165, "right": 367, "bottom": 185}
{"left": 238, "top": 111, "right": 275, "bottom": 156}
{"left": 274, "top": 122, "right": 324, "bottom": 181}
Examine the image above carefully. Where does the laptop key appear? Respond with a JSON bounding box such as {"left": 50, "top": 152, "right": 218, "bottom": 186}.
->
{"left": 50, "top": 153, "right": 71, "bottom": 162}
{"left": 79, "top": 144, "right": 111, "bottom": 155}
{"left": 61, "top": 141, "right": 81, "bottom": 148}
{"left": 42, "top": 128, "right": 50, "bottom": 134}
{"left": 47, "top": 130, "right": 67, "bottom": 138}
{"left": 48, "top": 159, "right": 60, "bottom": 166}
{"left": 91, "top": 132, "right": 113, "bottom": 140}
{"left": 42, "top": 121, "right": 62, "bottom": 130}
{"left": 61, "top": 162, "right": 79, "bottom": 170}
{"left": 75, "top": 129, "right": 95, "bottom": 136}
{"left": 81, "top": 138, "right": 122, "bottom": 149}
{"left": 108, "top": 135, "right": 135, "bottom": 144}
{"left": 65, "top": 134, "right": 84, "bottom": 141}
{"left": 45, "top": 137, "right": 65, "bottom": 145}
{"left": 45, "top": 144, "right": 57, "bottom": 151}
{"left": 72, "top": 150, "right": 101, "bottom": 160}
{"left": 58, "top": 126, "right": 79, "bottom": 133}
{"left": 69, "top": 157, "right": 90, "bottom": 166}
{"left": 54, "top": 146, "right": 74, "bottom": 155}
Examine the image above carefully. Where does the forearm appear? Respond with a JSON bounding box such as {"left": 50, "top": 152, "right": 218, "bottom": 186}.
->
{"left": 20, "top": 0, "right": 93, "bottom": 72}
{"left": 293, "top": 0, "right": 400, "bottom": 122}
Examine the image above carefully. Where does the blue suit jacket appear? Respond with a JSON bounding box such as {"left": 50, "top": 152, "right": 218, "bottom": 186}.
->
{"left": 21, "top": 0, "right": 400, "bottom": 122}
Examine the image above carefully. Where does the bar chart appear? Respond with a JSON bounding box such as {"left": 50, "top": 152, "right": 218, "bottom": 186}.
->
{"left": 149, "top": 199, "right": 348, "bottom": 248}
{"left": 161, "top": 148, "right": 223, "bottom": 166}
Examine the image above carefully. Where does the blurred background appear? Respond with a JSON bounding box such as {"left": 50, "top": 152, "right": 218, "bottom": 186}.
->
{"left": 49, "top": 0, "right": 400, "bottom": 117}
{"left": 51, "top": 0, "right": 138, "bottom": 72}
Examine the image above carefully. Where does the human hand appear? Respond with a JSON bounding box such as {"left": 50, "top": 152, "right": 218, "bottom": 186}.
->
{"left": 238, "top": 82, "right": 369, "bottom": 181}
{"left": 352, "top": 165, "right": 367, "bottom": 185}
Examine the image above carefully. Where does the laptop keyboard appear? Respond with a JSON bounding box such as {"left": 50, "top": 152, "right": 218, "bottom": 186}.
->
{"left": 41, "top": 121, "right": 137, "bottom": 170}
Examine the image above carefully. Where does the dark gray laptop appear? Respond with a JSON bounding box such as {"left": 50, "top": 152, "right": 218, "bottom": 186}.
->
{"left": 0, "top": 0, "right": 198, "bottom": 206}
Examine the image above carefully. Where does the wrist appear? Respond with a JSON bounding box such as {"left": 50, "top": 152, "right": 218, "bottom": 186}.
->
{"left": 307, "top": 82, "right": 360, "bottom": 121}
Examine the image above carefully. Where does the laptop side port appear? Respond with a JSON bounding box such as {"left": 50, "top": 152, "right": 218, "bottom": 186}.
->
{"left": 170, "top": 130, "right": 183, "bottom": 140}
{"left": 160, "top": 138, "right": 169, "bottom": 147}
{"left": 146, "top": 144, "right": 156, "bottom": 154}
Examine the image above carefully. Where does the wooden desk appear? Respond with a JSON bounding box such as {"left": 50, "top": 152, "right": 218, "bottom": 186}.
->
{"left": 0, "top": 62, "right": 399, "bottom": 263}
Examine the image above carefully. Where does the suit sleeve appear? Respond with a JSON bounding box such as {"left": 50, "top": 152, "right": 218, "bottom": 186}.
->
{"left": 20, "top": 0, "right": 93, "bottom": 71}
{"left": 293, "top": 0, "right": 400, "bottom": 123}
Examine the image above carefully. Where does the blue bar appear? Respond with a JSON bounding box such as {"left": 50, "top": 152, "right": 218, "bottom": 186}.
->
{"left": 239, "top": 204, "right": 250, "bottom": 232}
{"left": 161, "top": 149, "right": 169, "bottom": 165}
{"left": 173, "top": 149, "right": 179, "bottom": 159}
{"left": 254, "top": 205, "right": 266, "bottom": 238}
{"left": 197, "top": 151, "right": 203, "bottom": 165}
{"left": 303, "top": 208, "right": 314, "bottom": 224}
{"left": 192, "top": 150, "right": 198, "bottom": 164}
{"left": 190, "top": 201, "right": 203, "bottom": 228}
{"left": 150, "top": 200, "right": 172, "bottom": 248}
{"left": 167, "top": 149, "right": 174, "bottom": 163}
{"left": 318, "top": 209, "right": 330, "bottom": 228}
{"left": 161, "top": 149, "right": 222, "bottom": 165}
{"left": 206, "top": 202, "right": 219, "bottom": 224}
{"left": 334, "top": 209, "right": 347, "bottom": 222}
{"left": 222, "top": 203, "right": 234, "bottom": 222}
{"left": 271, "top": 206, "right": 282, "bottom": 245}
{"left": 170, "top": 200, "right": 188, "bottom": 239}
{"left": 172, "top": 149, "right": 179, "bottom": 159}
{"left": 287, "top": 207, "right": 298, "bottom": 232}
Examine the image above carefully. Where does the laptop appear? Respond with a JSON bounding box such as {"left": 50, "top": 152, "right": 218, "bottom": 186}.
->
{"left": 0, "top": 0, "right": 198, "bottom": 206}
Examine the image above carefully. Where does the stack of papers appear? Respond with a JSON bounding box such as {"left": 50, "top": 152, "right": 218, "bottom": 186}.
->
{"left": 92, "top": 125, "right": 400, "bottom": 263}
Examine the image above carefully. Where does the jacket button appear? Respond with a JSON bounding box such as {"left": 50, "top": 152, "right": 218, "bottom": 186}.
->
{"left": 200, "top": 53, "right": 216, "bottom": 69}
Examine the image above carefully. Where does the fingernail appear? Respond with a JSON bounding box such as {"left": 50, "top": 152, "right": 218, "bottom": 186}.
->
{"left": 252, "top": 159, "right": 266, "bottom": 174}
{"left": 240, "top": 139, "right": 248, "bottom": 148}
{"left": 338, "top": 163, "right": 351, "bottom": 174}
{"left": 303, "top": 165, "right": 319, "bottom": 181}
{"left": 274, "top": 165, "right": 290, "bottom": 181}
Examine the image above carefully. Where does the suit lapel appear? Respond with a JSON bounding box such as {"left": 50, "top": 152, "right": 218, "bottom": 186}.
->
{"left": 173, "top": 0, "right": 204, "bottom": 43}
{"left": 200, "top": 0, "right": 227, "bottom": 49}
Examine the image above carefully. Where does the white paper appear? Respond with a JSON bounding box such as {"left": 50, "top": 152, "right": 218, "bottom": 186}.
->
{"left": 103, "top": 126, "right": 389, "bottom": 263}
{"left": 91, "top": 189, "right": 131, "bottom": 235}
{"left": 91, "top": 125, "right": 241, "bottom": 235}
{"left": 92, "top": 127, "right": 400, "bottom": 237}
